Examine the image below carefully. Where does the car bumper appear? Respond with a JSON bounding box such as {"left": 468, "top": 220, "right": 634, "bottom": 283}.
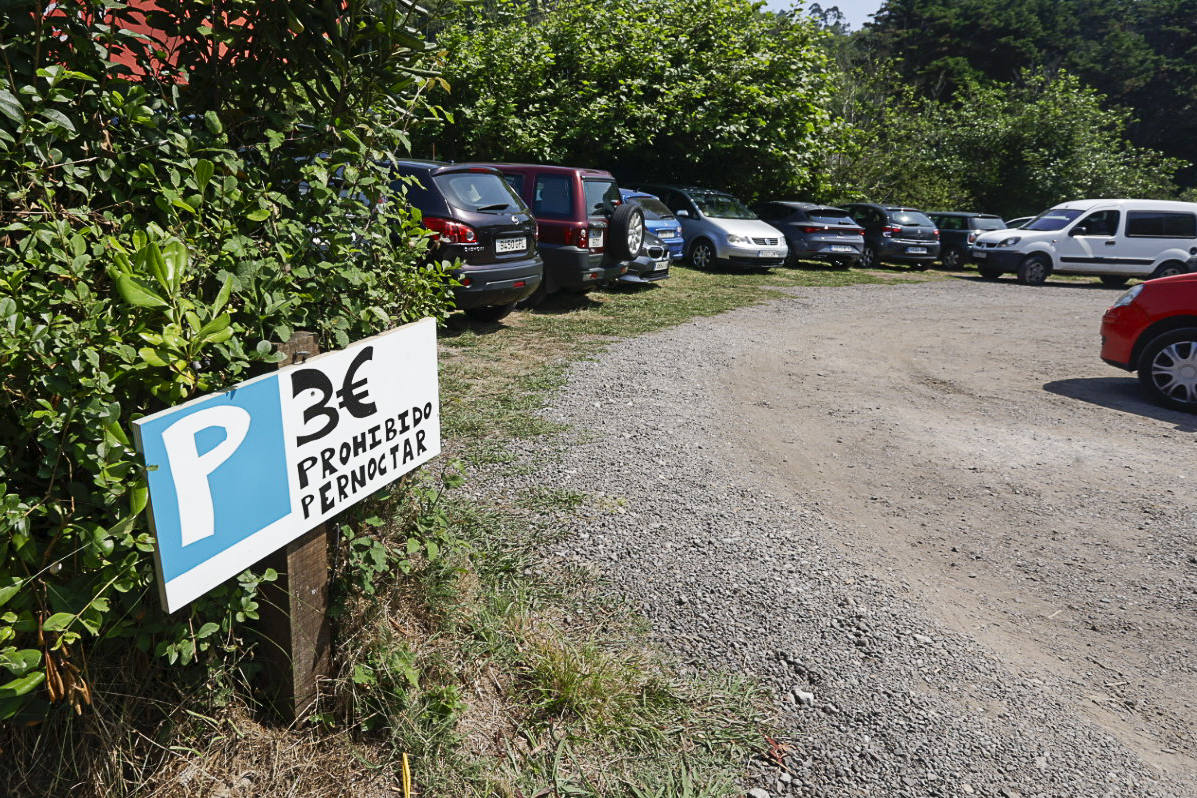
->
{"left": 620, "top": 253, "right": 671, "bottom": 283}
{"left": 792, "top": 243, "right": 864, "bottom": 261}
{"left": 971, "top": 248, "right": 1022, "bottom": 272}
{"left": 655, "top": 237, "right": 685, "bottom": 259}
{"left": 540, "top": 245, "right": 627, "bottom": 291}
{"left": 452, "top": 256, "right": 542, "bottom": 309}
{"left": 1099, "top": 303, "right": 1148, "bottom": 370}
{"left": 879, "top": 240, "right": 939, "bottom": 261}
{"left": 718, "top": 241, "right": 788, "bottom": 263}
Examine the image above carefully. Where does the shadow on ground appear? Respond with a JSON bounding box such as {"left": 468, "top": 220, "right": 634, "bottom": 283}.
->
{"left": 1043, "top": 377, "right": 1197, "bottom": 431}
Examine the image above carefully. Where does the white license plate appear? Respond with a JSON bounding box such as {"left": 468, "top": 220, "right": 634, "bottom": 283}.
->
{"left": 831, "top": 245, "right": 855, "bottom": 253}
{"left": 907, "top": 246, "right": 927, "bottom": 254}
{"left": 758, "top": 250, "right": 781, "bottom": 258}
{"left": 975, "top": 251, "right": 987, "bottom": 259}
{"left": 590, "top": 230, "right": 604, "bottom": 249}
{"left": 495, "top": 236, "right": 526, "bottom": 254}
{"left": 653, "top": 259, "right": 669, "bottom": 272}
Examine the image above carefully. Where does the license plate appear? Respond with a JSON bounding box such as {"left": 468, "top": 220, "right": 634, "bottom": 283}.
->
{"left": 758, "top": 250, "right": 781, "bottom": 258}
{"left": 975, "top": 251, "right": 987, "bottom": 259}
{"left": 831, "top": 245, "right": 854, "bottom": 253}
{"left": 590, "top": 230, "right": 604, "bottom": 249}
{"left": 907, "top": 246, "right": 927, "bottom": 254}
{"left": 495, "top": 236, "right": 526, "bottom": 254}
{"left": 653, "top": 259, "right": 669, "bottom": 272}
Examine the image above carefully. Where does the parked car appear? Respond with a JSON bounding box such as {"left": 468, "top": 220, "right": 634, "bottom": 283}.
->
{"left": 1101, "top": 272, "right": 1197, "bottom": 412}
{"left": 751, "top": 201, "right": 864, "bottom": 268}
{"left": 390, "top": 160, "right": 542, "bottom": 322}
{"left": 620, "top": 189, "right": 684, "bottom": 261}
{"left": 927, "top": 211, "right": 1006, "bottom": 269}
{"left": 1005, "top": 216, "right": 1034, "bottom": 229}
{"left": 971, "top": 199, "right": 1197, "bottom": 286}
{"left": 841, "top": 203, "right": 940, "bottom": 268}
{"left": 478, "top": 163, "right": 646, "bottom": 305}
{"left": 634, "top": 184, "right": 788, "bottom": 269}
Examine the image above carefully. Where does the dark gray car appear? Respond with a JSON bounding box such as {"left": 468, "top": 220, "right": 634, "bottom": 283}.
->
{"left": 753, "top": 201, "right": 865, "bottom": 267}
{"left": 843, "top": 203, "right": 941, "bottom": 268}
{"left": 927, "top": 211, "right": 1006, "bottom": 269}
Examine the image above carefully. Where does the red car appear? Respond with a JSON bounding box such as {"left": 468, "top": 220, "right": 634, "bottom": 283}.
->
{"left": 1101, "top": 272, "right": 1197, "bottom": 412}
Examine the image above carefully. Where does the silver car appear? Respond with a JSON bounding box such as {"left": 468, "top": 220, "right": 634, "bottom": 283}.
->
{"left": 635, "top": 184, "right": 788, "bottom": 269}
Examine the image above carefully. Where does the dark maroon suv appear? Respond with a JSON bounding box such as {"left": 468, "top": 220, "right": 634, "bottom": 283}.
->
{"left": 472, "top": 163, "right": 646, "bottom": 305}
{"left": 392, "top": 160, "right": 542, "bottom": 322}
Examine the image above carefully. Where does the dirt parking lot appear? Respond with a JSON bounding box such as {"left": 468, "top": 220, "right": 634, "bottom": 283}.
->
{"left": 728, "top": 275, "right": 1196, "bottom": 780}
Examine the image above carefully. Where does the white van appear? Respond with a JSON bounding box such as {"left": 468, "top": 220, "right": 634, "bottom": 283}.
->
{"left": 971, "top": 199, "right": 1197, "bottom": 286}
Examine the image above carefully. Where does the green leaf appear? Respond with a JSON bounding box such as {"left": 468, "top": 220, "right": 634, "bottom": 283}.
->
{"left": 196, "top": 622, "right": 220, "bottom": 639}
{"left": 114, "top": 275, "right": 168, "bottom": 308}
{"left": 138, "top": 347, "right": 169, "bottom": 367}
{"left": 0, "top": 650, "right": 41, "bottom": 678}
{"left": 197, "top": 313, "right": 230, "bottom": 340}
{"left": 204, "top": 110, "right": 223, "bottom": 135}
{"left": 194, "top": 159, "right": 214, "bottom": 194}
{"left": 0, "top": 580, "right": 22, "bottom": 609}
{"left": 161, "top": 238, "right": 187, "bottom": 291}
{"left": 0, "top": 671, "right": 44, "bottom": 699}
{"left": 246, "top": 208, "right": 270, "bottom": 222}
{"left": 39, "top": 108, "right": 76, "bottom": 133}
{"left": 41, "top": 613, "right": 74, "bottom": 632}
{"left": 212, "top": 275, "right": 233, "bottom": 314}
{"left": 0, "top": 90, "right": 22, "bottom": 123}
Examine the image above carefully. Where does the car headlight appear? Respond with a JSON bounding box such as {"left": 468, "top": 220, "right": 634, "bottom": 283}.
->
{"left": 997, "top": 236, "right": 1021, "bottom": 247}
{"left": 727, "top": 234, "right": 750, "bottom": 245}
{"left": 1111, "top": 283, "right": 1143, "bottom": 308}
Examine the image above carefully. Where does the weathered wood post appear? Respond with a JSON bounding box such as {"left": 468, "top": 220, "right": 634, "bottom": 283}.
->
{"left": 258, "top": 331, "right": 332, "bottom": 721}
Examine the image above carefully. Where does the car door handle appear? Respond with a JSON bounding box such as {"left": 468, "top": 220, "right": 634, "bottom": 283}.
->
{"left": 1104, "top": 240, "right": 1116, "bottom": 245}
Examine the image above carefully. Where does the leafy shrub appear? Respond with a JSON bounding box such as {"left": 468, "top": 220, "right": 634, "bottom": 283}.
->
{"left": 0, "top": 0, "right": 453, "bottom": 724}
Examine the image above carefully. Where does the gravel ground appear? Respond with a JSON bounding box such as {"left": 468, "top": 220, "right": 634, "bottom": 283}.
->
{"left": 464, "top": 277, "right": 1197, "bottom": 797}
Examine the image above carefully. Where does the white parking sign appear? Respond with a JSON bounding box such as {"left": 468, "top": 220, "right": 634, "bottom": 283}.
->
{"left": 133, "top": 318, "right": 440, "bottom": 612}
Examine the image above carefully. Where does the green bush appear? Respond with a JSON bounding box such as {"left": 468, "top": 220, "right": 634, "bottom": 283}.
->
{"left": 424, "top": 0, "right": 845, "bottom": 200}
{"left": 0, "top": 0, "right": 453, "bottom": 723}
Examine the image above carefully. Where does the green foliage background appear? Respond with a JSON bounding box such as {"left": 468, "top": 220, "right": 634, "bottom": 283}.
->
{"left": 0, "top": 0, "right": 454, "bottom": 724}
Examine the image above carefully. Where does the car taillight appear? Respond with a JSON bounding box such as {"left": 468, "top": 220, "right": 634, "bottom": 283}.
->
{"left": 799, "top": 225, "right": 825, "bottom": 234}
{"left": 567, "top": 227, "right": 596, "bottom": 248}
{"left": 423, "top": 217, "right": 477, "bottom": 244}
{"left": 882, "top": 225, "right": 901, "bottom": 236}
{"left": 851, "top": 227, "right": 864, "bottom": 234}
{"left": 932, "top": 229, "right": 940, "bottom": 239}
{"left": 533, "top": 222, "right": 540, "bottom": 241}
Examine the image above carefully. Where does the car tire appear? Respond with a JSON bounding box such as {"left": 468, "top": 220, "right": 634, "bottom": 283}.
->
{"left": 1151, "top": 260, "right": 1187, "bottom": 279}
{"left": 978, "top": 264, "right": 1003, "bottom": 280}
{"left": 689, "top": 239, "right": 716, "bottom": 269}
{"left": 464, "top": 302, "right": 516, "bottom": 323}
{"left": 606, "top": 203, "right": 646, "bottom": 261}
{"left": 1100, "top": 275, "right": 1128, "bottom": 288}
{"left": 1137, "top": 327, "right": 1197, "bottom": 413}
{"left": 941, "top": 248, "right": 964, "bottom": 269}
{"left": 1016, "top": 253, "right": 1050, "bottom": 285}
{"left": 859, "top": 244, "right": 877, "bottom": 268}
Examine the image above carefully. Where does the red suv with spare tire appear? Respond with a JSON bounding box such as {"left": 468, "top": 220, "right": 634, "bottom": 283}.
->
{"left": 475, "top": 163, "right": 645, "bottom": 306}
{"left": 1101, "top": 270, "right": 1197, "bottom": 412}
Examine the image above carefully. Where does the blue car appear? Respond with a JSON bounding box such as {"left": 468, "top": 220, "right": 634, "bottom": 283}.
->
{"left": 620, "top": 189, "right": 684, "bottom": 260}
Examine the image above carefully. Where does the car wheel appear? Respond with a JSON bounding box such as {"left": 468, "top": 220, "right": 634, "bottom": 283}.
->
{"left": 859, "top": 244, "right": 877, "bottom": 268}
{"left": 978, "top": 264, "right": 1003, "bottom": 280}
{"left": 1016, "top": 253, "right": 1050, "bottom": 285}
{"left": 1137, "top": 327, "right": 1197, "bottom": 413}
{"left": 1151, "top": 260, "right": 1187, "bottom": 279}
{"left": 607, "top": 203, "right": 645, "bottom": 261}
{"left": 941, "top": 248, "right": 963, "bottom": 269}
{"left": 1100, "top": 275, "right": 1128, "bottom": 288}
{"left": 689, "top": 239, "right": 715, "bottom": 269}
{"left": 464, "top": 302, "right": 516, "bottom": 323}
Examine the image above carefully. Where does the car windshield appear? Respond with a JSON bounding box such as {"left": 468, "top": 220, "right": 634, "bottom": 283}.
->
{"left": 691, "top": 191, "right": 757, "bottom": 219}
{"left": 809, "top": 208, "right": 856, "bottom": 224}
{"left": 583, "top": 178, "right": 621, "bottom": 216}
{"left": 1024, "top": 209, "right": 1083, "bottom": 231}
{"left": 628, "top": 196, "right": 673, "bottom": 220}
{"left": 889, "top": 210, "right": 934, "bottom": 226}
{"left": 973, "top": 216, "right": 1006, "bottom": 230}
{"left": 434, "top": 171, "right": 523, "bottom": 212}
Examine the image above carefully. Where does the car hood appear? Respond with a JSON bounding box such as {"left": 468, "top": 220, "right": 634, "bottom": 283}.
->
{"left": 975, "top": 228, "right": 1027, "bottom": 243}
{"left": 704, "top": 218, "right": 785, "bottom": 238}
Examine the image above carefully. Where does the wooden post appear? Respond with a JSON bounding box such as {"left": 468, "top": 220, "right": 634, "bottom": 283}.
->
{"left": 258, "top": 331, "right": 332, "bottom": 721}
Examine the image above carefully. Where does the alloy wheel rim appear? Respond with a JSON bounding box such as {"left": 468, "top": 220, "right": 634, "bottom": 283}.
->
{"left": 628, "top": 215, "right": 644, "bottom": 254}
{"left": 694, "top": 244, "right": 710, "bottom": 267}
{"left": 1151, "top": 340, "right": 1197, "bottom": 405}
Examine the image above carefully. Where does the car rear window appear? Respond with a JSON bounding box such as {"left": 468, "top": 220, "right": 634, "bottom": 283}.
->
{"left": 628, "top": 196, "right": 673, "bottom": 220}
{"left": 583, "top": 178, "right": 621, "bottom": 216}
{"left": 533, "top": 174, "right": 574, "bottom": 219}
{"left": 972, "top": 216, "right": 1006, "bottom": 230}
{"left": 1024, "top": 209, "right": 1082, "bottom": 231}
{"left": 889, "top": 210, "right": 934, "bottom": 226}
{"left": 808, "top": 208, "right": 855, "bottom": 224}
{"left": 1126, "top": 211, "right": 1197, "bottom": 238}
{"left": 433, "top": 171, "right": 523, "bottom": 213}
{"left": 691, "top": 191, "right": 756, "bottom": 220}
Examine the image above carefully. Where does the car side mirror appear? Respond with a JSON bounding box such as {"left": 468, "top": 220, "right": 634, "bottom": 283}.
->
{"left": 1070, "top": 226, "right": 1088, "bottom": 236}
{"left": 675, "top": 209, "right": 690, "bottom": 218}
